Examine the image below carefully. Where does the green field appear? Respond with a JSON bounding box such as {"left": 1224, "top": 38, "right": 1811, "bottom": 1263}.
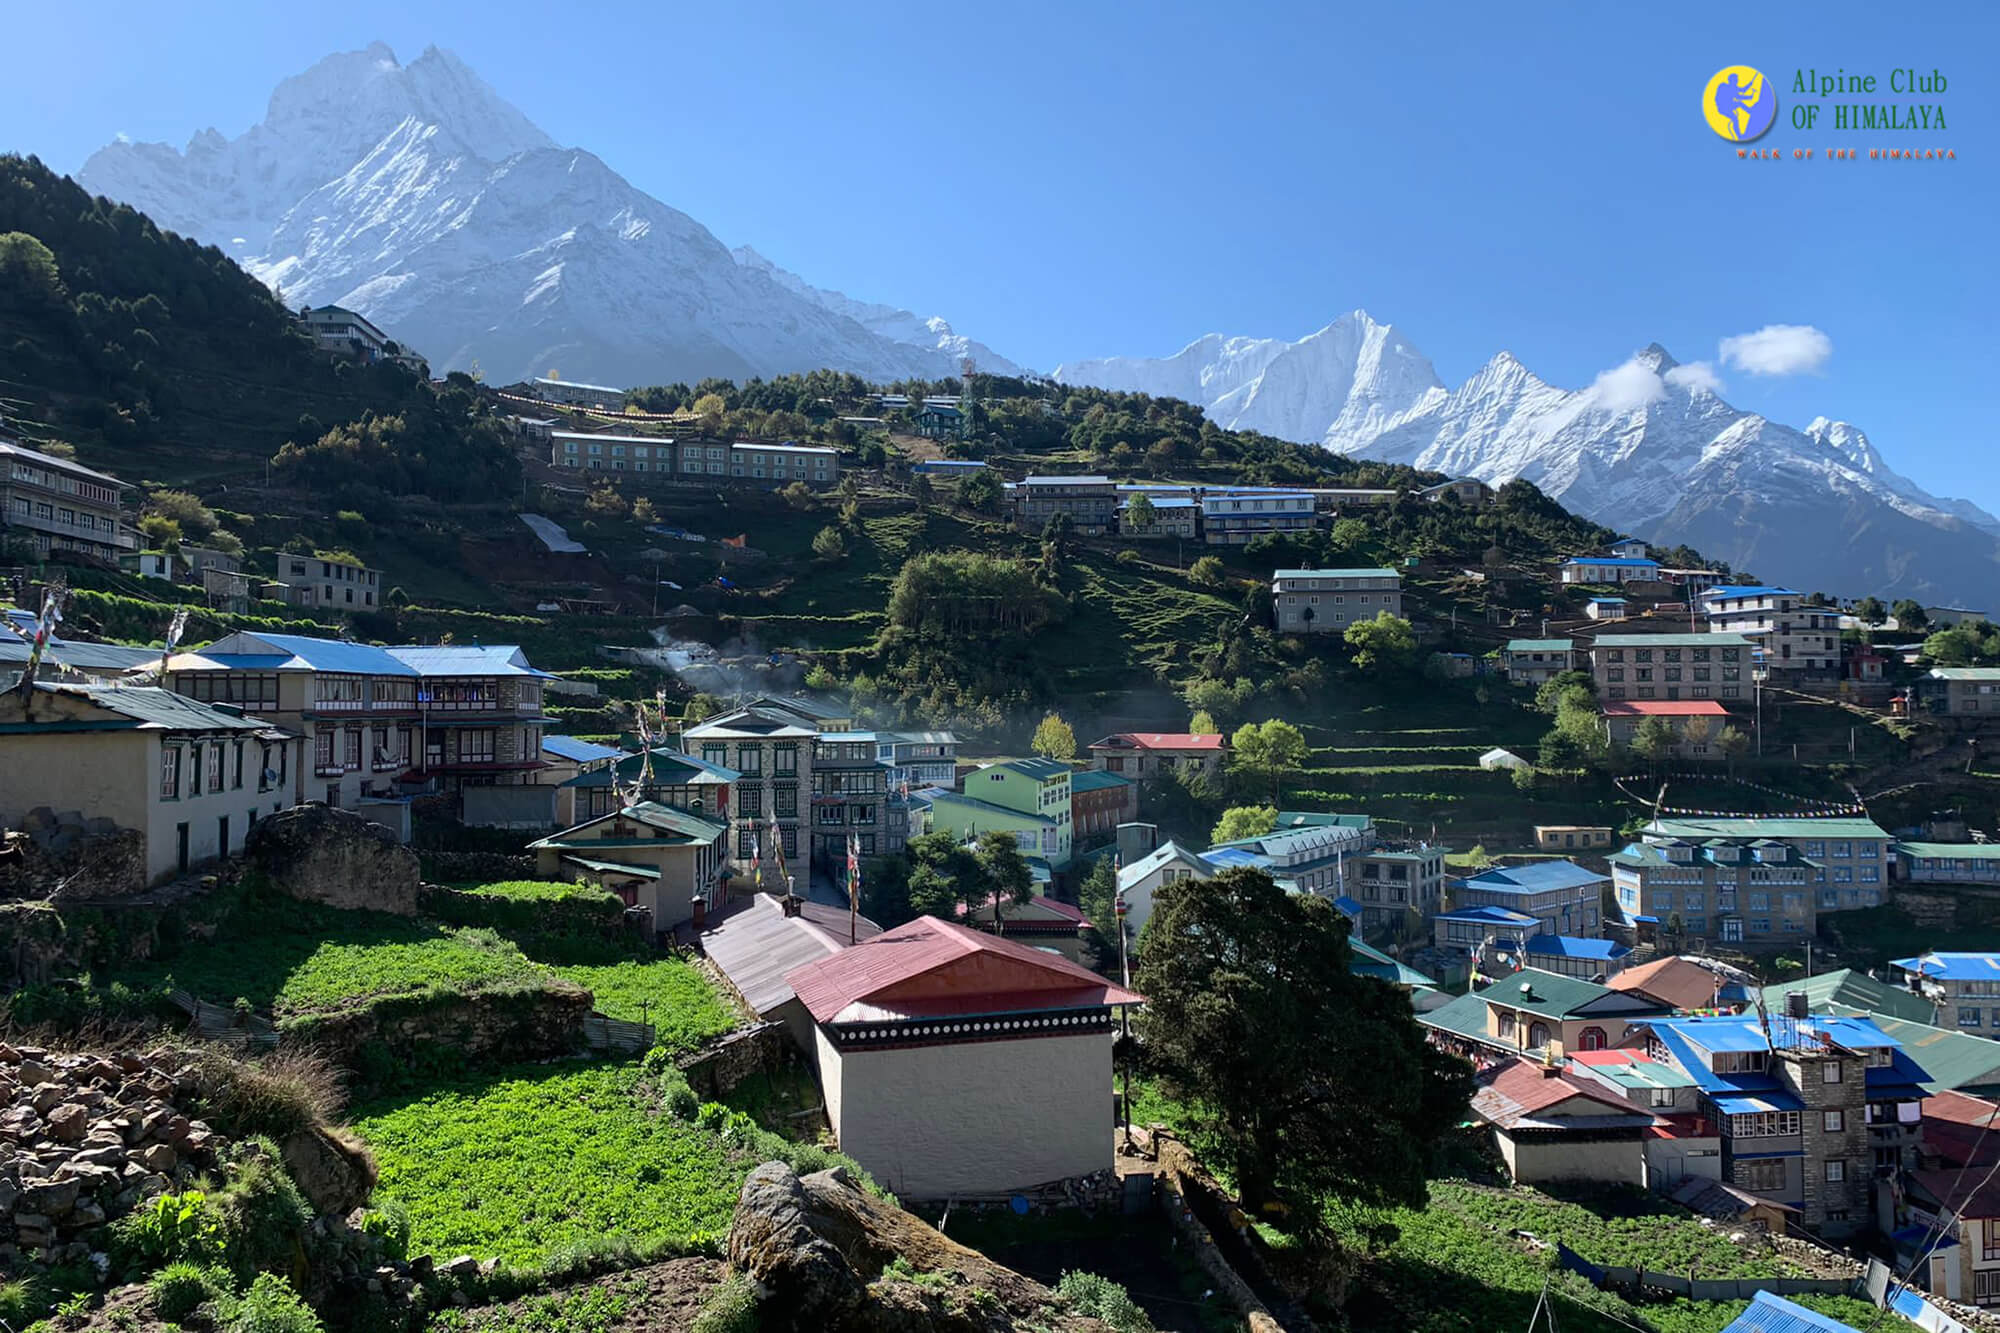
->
{"left": 351, "top": 1064, "right": 743, "bottom": 1265}
{"left": 544, "top": 959, "right": 738, "bottom": 1052}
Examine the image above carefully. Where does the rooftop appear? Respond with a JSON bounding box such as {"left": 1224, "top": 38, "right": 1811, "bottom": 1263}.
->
{"left": 1456, "top": 860, "right": 1609, "bottom": 895}
{"left": 1523, "top": 935, "right": 1630, "bottom": 962}
{"left": 1088, "top": 732, "right": 1225, "bottom": 753}
{"left": 1607, "top": 957, "right": 1737, "bottom": 1012}
{"left": 1699, "top": 585, "right": 1801, "bottom": 600}
{"left": 1504, "top": 639, "right": 1574, "bottom": 653}
{"left": 387, "top": 644, "right": 553, "bottom": 679}
{"left": 1898, "top": 842, "right": 2000, "bottom": 860}
{"left": 1272, "top": 567, "right": 1400, "bottom": 580}
{"left": 1929, "top": 668, "right": 2000, "bottom": 682}
{"left": 784, "top": 915, "right": 1141, "bottom": 1025}
{"left": 1020, "top": 474, "right": 1112, "bottom": 487}
{"left": 1068, "top": 769, "right": 1135, "bottom": 794}
{"left": 1893, "top": 952, "right": 2000, "bottom": 981}
{"left": 1471, "top": 1057, "right": 1653, "bottom": 1132}
{"left": 1434, "top": 904, "right": 1543, "bottom": 928}
{"left": 1718, "top": 1291, "right": 1863, "bottom": 1333}
{"left": 1600, "top": 699, "right": 1729, "bottom": 717}
{"left": 989, "top": 757, "right": 1073, "bottom": 781}
{"left": 1349, "top": 938, "right": 1436, "bottom": 987}
{"left": 924, "top": 790, "right": 1056, "bottom": 828}
{"left": 0, "top": 683, "right": 279, "bottom": 736}
{"left": 0, "top": 439, "right": 127, "bottom": 488}
{"left": 1647, "top": 815, "right": 1891, "bottom": 841}
{"left": 1589, "top": 633, "right": 1756, "bottom": 649}
{"left": 1759, "top": 968, "right": 1936, "bottom": 1025}
{"left": 534, "top": 375, "right": 624, "bottom": 394}
{"left": 1272, "top": 811, "right": 1374, "bottom": 831}
{"left": 1562, "top": 557, "right": 1660, "bottom": 568}
{"left": 541, "top": 735, "right": 626, "bottom": 765}
{"left": 702, "top": 892, "right": 881, "bottom": 1016}
{"left": 1862, "top": 1015, "right": 2000, "bottom": 1094}
{"left": 1118, "top": 840, "right": 1212, "bottom": 891}
{"left": 172, "top": 630, "right": 417, "bottom": 677}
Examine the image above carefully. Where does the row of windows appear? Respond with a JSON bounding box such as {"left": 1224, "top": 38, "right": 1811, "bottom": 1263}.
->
{"left": 1601, "top": 647, "right": 1743, "bottom": 663}
{"left": 161, "top": 739, "right": 285, "bottom": 798}
{"left": 1728, "top": 1111, "right": 1801, "bottom": 1138}
{"left": 1606, "top": 685, "right": 1742, "bottom": 700}
{"left": 8, "top": 462, "right": 119, "bottom": 506}
{"left": 737, "top": 828, "right": 801, "bottom": 857}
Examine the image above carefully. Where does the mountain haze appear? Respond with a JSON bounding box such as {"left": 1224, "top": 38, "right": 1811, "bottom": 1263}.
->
{"left": 1060, "top": 323, "right": 2000, "bottom": 606}
{"left": 78, "top": 43, "right": 1012, "bottom": 388}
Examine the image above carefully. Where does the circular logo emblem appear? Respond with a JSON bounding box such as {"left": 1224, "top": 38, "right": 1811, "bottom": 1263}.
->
{"left": 1704, "top": 65, "right": 1777, "bottom": 142}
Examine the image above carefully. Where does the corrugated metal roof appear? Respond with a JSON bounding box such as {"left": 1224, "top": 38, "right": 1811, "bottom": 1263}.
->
{"left": 785, "top": 915, "right": 1140, "bottom": 1025}
{"left": 1272, "top": 568, "right": 1399, "bottom": 579}
{"left": 1718, "top": 1290, "right": 1862, "bottom": 1333}
{"left": 185, "top": 631, "right": 416, "bottom": 676}
{"left": 1894, "top": 952, "right": 2000, "bottom": 981}
{"left": 1, "top": 683, "right": 276, "bottom": 734}
{"left": 1457, "top": 860, "right": 1609, "bottom": 894}
{"left": 388, "top": 645, "right": 552, "bottom": 678}
{"left": 542, "top": 735, "right": 627, "bottom": 764}
{"left": 703, "top": 892, "right": 880, "bottom": 1015}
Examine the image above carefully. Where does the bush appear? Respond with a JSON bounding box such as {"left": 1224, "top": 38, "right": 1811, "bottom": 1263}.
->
{"left": 151, "top": 1261, "right": 233, "bottom": 1322}
{"left": 114, "top": 1189, "right": 225, "bottom": 1268}
{"left": 188, "top": 1047, "right": 347, "bottom": 1139}
{"left": 211, "top": 1273, "right": 323, "bottom": 1333}
{"left": 359, "top": 1199, "right": 411, "bottom": 1262}
{"left": 1189, "top": 555, "right": 1226, "bottom": 587}
{"left": 689, "top": 1274, "right": 760, "bottom": 1333}
{"left": 1056, "top": 1270, "right": 1157, "bottom": 1332}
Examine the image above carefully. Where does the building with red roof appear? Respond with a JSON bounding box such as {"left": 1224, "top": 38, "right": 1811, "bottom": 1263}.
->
{"left": 1470, "top": 1056, "right": 1659, "bottom": 1186}
{"left": 784, "top": 915, "right": 1141, "bottom": 1198}
{"left": 1087, "top": 732, "right": 1227, "bottom": 780}
{"left": 1598, "top": 698, "right": 1732, "bottom": 760}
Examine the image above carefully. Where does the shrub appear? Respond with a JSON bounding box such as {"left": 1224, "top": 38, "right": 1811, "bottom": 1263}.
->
{"left": 689, "top": 1274, "right": 759, "bottom": 1333}
{"left": 151, "top": 1261, "right": 234, "bottom": 1322}
{"left": 1189, "top": 555, "right": 1226, "bottom": 587}
{"left": 189, "top": 1047, "right": 348, "bottom": 1138}
{"left": 1056, "top": 1271, "right": 1157, "bottom": 1332}
{"left": 211, "top": 1273, "right": 324, "bottom": 1333}
{"left": 114, "top": 1189, "right": 224, "bottom": 1268}
{"left": 359, "top": 1199, "right": 411, "bottom": 1262}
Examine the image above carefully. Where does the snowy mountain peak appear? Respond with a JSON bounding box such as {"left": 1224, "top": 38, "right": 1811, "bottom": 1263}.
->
{"left": 75, "top": 45, "right": 1022, "bottom": 388}
{"left": 1634, "top": 342, "right": 1679, "bottom": 373}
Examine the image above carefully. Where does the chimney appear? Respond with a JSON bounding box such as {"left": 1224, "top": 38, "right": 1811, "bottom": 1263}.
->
{"left": 1785, "top": 991, "right": 1809, "bottom": 1021}
{"left": 781, "top": 893, "right": 803, "bottom": 918}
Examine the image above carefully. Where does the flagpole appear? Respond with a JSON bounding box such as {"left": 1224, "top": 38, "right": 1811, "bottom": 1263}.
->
{"left": 1115, "top": 854, "right": 1132, "bottom": 1149}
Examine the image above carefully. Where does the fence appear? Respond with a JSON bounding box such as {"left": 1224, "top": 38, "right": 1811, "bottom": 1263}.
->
{"left": 170, "top": 988, "right": 278, "bottom": 1051}
{"left": 582, "top": 1012, "right": 654, "bottom": 1056}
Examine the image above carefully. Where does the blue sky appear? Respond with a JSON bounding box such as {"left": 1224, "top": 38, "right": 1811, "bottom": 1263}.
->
{"left": 5, "top": 2, "right": 1995, "bottom": 505}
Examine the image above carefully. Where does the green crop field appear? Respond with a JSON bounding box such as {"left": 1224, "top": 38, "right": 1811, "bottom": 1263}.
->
{"left": 112, "top": 900, "right": 548, "bottom": 1016}
{"left": 351, "top": 1064, "right": 743, "bottom": 1265}
{"left": 545, "top": 959, "right": 738, "bottom": 1052}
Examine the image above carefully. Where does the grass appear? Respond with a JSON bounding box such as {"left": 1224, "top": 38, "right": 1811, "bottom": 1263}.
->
{"left": 462, "top": 880, "right": 625, "bottom": 905}
{"left": 351, "top": 1063, "right": 743, "bottom": 1265}
{"left": 545, "top": 958, "right": 738, "bottom": 1052}
{"left": 112, "top": 899, "right": 548, "bottom": 1016}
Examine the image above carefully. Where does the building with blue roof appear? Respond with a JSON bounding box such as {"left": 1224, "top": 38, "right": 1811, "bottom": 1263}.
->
{"left": 1698, "top": 585, "right": 1841, "bottom": 679}
{"left": 1200, "top": 490, "right": 1315, "bottom": 546}
{"left": 1115, "top": 839, "right": 1215, "bottom": 941}
{"left": 1451, "top": 860, "right": 1606, "bottom": 940}
{"left": 1638, "top": 1009, "right": 1930, "bottom": 1237}
{"left": 1892, "top": 951, "right": 2000, "bottom": 1037}
{"left": 1717, "top": 1291, "right": 1862, "bottom": 1333}
{"left": 1118, "top": 493, "right": 1198, "bottom": 539}
{"left": 1559, "top": 555, "right": 1662, "bottom": 585}
{"left": 1521, "top": 934, "right": 1631, "bottom": 980}
{"left": 165, "top": 630, "right": 553, "bottom": 807}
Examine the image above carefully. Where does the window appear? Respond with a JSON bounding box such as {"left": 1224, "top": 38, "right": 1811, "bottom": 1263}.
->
{"left": 1496, "top": 1011, "right": 1516, "bottom": 1041}
{"left": 1650, "top": 1087, "right": 1676, "bottom": 1108}
{"left": 1961, "top": 1006, "right": 1984, "bottom": 1028}
{"left": 1527, "top": 1021, "right": 1551, "bottom": 1049}
{"left": 232, "top": 742, "right": 245, "bottom": 789}
{"left": 738, "top": 829, "right": 757, "bottom": 858}
{"left": 1729, "top": 1111, "right": 1801, "bottom": 1138}
{"left": 459, "top": 731, "right": 495, "bottom": 763}
{"left": 207, "top": 742, "right": 225, "bottom": 793}
{"left": 1823, "top": 1109, "right": 1845, "bottom": 1132}
{"left": 736, "top": 745, "right": 763, "bottom": 775}
{"left": 1823, "top": 1159, "right": 1846, "bottom": 1183}
{"left": 1821, "top": 1062, "right": 1842, "bottom": 1084}
{"left": 160, "top": 747, "right": 181, "bottom": 799}
{"left": 1739, "top": 1158, "right": 1788, "bottom": 1192}
{"left": 702, "top": 744, "right": 728, "bottom": 768}
{"left": 774, "top": 787, "right": 797, "bottom": 817}
{"left": 737, "top": 785, "right": 762, "bottom": 817}
{"left": 343, "top": 730, "right": 361, "bottom": 771}
{"left": 774, "top": 745, "right": 797, "bottom": 775}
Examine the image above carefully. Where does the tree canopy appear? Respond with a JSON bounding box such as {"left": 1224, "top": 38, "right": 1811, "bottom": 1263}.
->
{"left": 1031, "top": 711, "right": 1078, "bottom": 761}
{"left": 1211, "top": 805, "right": 1277, "bottom": 844}
{"left": 1135, "top": 867, "right": 1472, "bottom": 1222}
{"left": 1343, "top": 611, "right": 1418, "bottom": 675}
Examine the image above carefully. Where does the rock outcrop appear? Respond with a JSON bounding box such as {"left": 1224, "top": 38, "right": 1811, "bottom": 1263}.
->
{"left": 0, "top": 809, "right": 149, "bottom": 901}
{"left": 244, "top": 804, "right": 420, "bottom": 916}
{"left": 727, "top": 1162, "right": 1117, "bottom": 1332}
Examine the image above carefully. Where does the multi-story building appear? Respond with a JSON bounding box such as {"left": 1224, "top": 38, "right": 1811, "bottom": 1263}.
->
{"left": 810, "top": 732, "right": 894, "bottom": 867}
{"left": 958, "top": 758, "right": 1074, "bottom": 868}
{"left": 1699, "top": 586, "right": 1840, "bottom": 679}
{"left": 1502, "top": 639, "right": 1575, "bottom": 685}
{"left": 1085, "top": 732, "right": 1226, "bottom": 780}
{"left": 862, "top": 730, "right": 958, "bottom": 791}
{"left": 300, "top": 305, "right": 393, "bottom": 363}
{"left": 0, "top": 682, "right": 303, "bottom": 885}
{"left": 164, "top": 634, "right": 551, "bottom": 807}
{"left": 1586, "top": 632, "right": 1756, "bottom": 702}
{"left": 744, "top": 695, "right": 854, "bottom": 734}
{"left": 1012, "top": 475, "right": 1117, "bottom": 535}
{"left": 1069, "top": 769, "right": 1137, "bottom": 842}
{"left": 683, "top": 707, "right": 818, "bottom": 889}
{"left": 1420, "top": 968, "right": 1671, "bottom": 1059}
{"left": 1431, "top": 904, "right": 1544, "bottom": 956}
{"left": 1610, "top": 835, "right": 1828, "bottom": 947}
{"left": 0, "top": 439, "right": 135, "bottom": 562}
{"left": 531, "top": 376, "right": 626, "bottom": 411}
{"left": 270, "top": 551, "right": 383, "bottom": 613}
{"left": 549, "top": 433, "right": 841, "bottom": 489}
{"left": 1452, "top": 860, "right": 1606, "bottom": 939}
{"left": 1118, "top": 494, "right": 1197, "bottom": 539}
{"left": 1535, "top": 825, "right": 1614, "bottom": 852}
{"left": 555, "top": 746, "right": 737, "bottom": 826}
{"left": 1203, "top": 822, "right": 1374, "bottom": 898}
{"left": 1353, "top": 846, "right": 1448, "bottom": 939}
{"left": 1647, "top": 816, "right": 1892, "bottom": 912}
{"left": 1199, "top": 490, "right": 1316, "bottom": 545}
{"left": 1895, "top": 841, "right": 2000, "bottom": 885}
{"left": 1271, "top": 568, "right": 1403, "bottom": 634}
{"left": 1891, "top": 953, "right": 2000, "bottom": 1037}
{"left": 1584, "top": 597, "right": 1628, "bottom": 621}
{"left": 177, "top": 545, "right": 242, "bottom": 585}
{"left": 1917, "top": 668, "right": 2000, "bottom": 717}
{"left": 1600, "top": 699, "right": 1730, "bottom": 759}
{"left": 1641, "top": 1010, "right": 1927, "bottom": 1237}
{"left": 1419, "top": 478, "right": 1493, "bottom": 507}
{"left": 1560, "top": 556, "right": 1662, "bottom": 584}
{"left": 921, "top": 790, "right": 1063, "bottom": 877}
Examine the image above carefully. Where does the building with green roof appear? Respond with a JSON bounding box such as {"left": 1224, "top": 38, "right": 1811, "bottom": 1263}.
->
{"left": 962, "top": 759, "right": 1073, "bottom": 867}
{"left": 1854, "top": 1014, "right": 2000, "bottom": 1098}
{"left": 1502, "top": 639, "right": 1575, "bottom": 685}
{"left": 528, "top": 800, "right": 729, "bottom": 935}
{"left": 1759, "top": 969, "right": 1937, "bottom": 1026}
{"left": 1896, "top": 841, "right": 2000, "bottom": 885}
{"left": 1640, "top": 816, "right": 1892, "bottom": 919}
{"left": 1416, "top": 967, "right": 1669, "bottom": 1058}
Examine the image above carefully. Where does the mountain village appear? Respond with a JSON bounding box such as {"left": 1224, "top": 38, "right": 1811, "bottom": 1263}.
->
{"left": 0, "top": 34, "right": 1997, "bottom": 1333}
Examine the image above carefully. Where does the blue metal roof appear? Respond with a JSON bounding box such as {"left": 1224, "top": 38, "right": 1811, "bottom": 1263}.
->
{"left": 1562, "top": 557, "right": 1660, "bottom": 568}
{"left": 1709, "top": 1091, "right": 1807, "bottom": 1115}
{"left": 1523, "top": 935, "right": 1630, "bottom": 961}
{"left": 1893, "top": 951, "right": 2000, "bottom": 981}
{"left": 388, "top": 644, "right": 553, "bottom": 678}
{"left": 1435, "top": 905, "right": 1542, "bottom": 927}
{"left": 1333, "top": 896, "right": 1362, "bottom": 917}
{"left": 1201, "top": 846, "right": 1270, "bottom": 870}
{"left": 196, "top": 632, "right": 416, "bottom": 676}
{"left": 1700, "top": 585, "right": 1800, "bottom": 600}
{"left": 1457, "top": 860, "right": 1609, "bottom": 894}
{"left": 542, "top": 735, "right": 625, "bottom": 764}
{"left": 1719, "top": 1290, "right": 1862, "bottom": 1333}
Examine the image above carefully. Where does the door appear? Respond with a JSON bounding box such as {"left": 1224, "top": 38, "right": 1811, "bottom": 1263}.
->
{"left": 176, "top": 823, "right": 190, "bottom": 873}
{"left": 217, "top": 815, "right": 230, "bottom": 857}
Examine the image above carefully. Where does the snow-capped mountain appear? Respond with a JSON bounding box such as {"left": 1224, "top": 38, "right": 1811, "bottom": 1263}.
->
{"left": 76, "top": 44, "right": 1014, "bottom": 387}
{"left": 1061, "top": 327, "right": 2000, "bottom": 605}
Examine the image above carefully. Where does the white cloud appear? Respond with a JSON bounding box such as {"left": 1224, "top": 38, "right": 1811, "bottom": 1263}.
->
{"left": 1586, "top": 358, "right": 1667, "bottom": 413}
{"left": 113, "top": 132, "right": 130, "bottom": 143}
{"left": 1664, "top": 360, "right": 1724, "bottom": 395}
{"left": 1718, "top": 324, "right": 1833, "bottom": 376}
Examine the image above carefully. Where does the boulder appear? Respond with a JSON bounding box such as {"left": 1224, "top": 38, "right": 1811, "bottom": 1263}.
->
{"left": 728, "top": 1163, "right": 866, "bottom": 1331}
{"left": 45, "top": 1103, "right": 89, "bottom": 1143}
{"left": 279, "top": 1127, "right": 377, "bottom": 1216}
{"left": 243, "top": 805, "right": 420, "bottom": 916}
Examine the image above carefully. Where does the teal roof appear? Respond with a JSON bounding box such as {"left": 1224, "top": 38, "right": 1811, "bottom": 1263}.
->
{"left": 1898, "top": 842, "right": 2000, "bottom": 860}
{"left": 1929, "top": 668, "right": 2000, "bottom": 681}
{"left": 1649, "top": 816, "right": 1890, "bottom": 841}
{"left": 561, "top": 747, "right": 739, "bottom": 789}
{"left": 1589, "top": 633, "right": 1756, "bottom": 649}
{"left": 1471, "top": 968, "right": 1620, "bottom": 1019}
{"left": 1068, "top": 769, "right": 1134, "bottom": 794}
{"left": 1759, "top": 970, "right": 1937, "bottom": 1026}
{"left": 1859, "top": 1014, "right": 2000, "bottom": 1093}
{"left": 559, "top": 856, "right": 661, "bottom": 880}
{"left": 1505, "top": 639, "right": 1574, "bottom": 653}
{"left": 994, "top": 757, "right": 1072, "bottom": 781}
{"left": 1417, "top": 991, "right": 1495, "bottom": 1045}
{"left": 925, "top": 791, "right": 1057, "bottom": 828}
{"left": 1349, "top": 938, "right": 1436, "bottom": 987}
{"left": 1273, "top": 811, "right": 1373, "bottom": 830}
{"left": 530, "top": 801, "right": 727, "bottom": 849}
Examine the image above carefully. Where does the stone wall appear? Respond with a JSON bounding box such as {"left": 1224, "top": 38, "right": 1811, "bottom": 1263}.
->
{"left": 0, "top": 817, "right": 148, "bottom": 902}
{"left": 0, "top": 876, "right": 241, "bottom": 989}
{"left": 245, "top": 805, "right": 420, "bottom": 916}
{"left": 281, "top": 979, "right": 594, "bottom": 1076}
{"left": 416, "top": 850, "right": 539, "bottom": 885}
{"left": 679, "top": 1021, "right": 793, "bottom": 1102}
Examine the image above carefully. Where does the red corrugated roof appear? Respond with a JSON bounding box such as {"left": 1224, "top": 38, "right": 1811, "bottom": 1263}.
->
{"left": 1600, "top": 700, "right": 1730, "bottom": 717}
{"left": 1090, "top": 732, "right": 1225, "bottom": 752}
{"left": 1607, "top": 957, "right": 1727, "bottom": 1011}
{"left": 1471, "top": 1057, "right": 1647, "bottom": 1129}
{"left": 785, "top": 915, "right": 1141, "bottom": 1024}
